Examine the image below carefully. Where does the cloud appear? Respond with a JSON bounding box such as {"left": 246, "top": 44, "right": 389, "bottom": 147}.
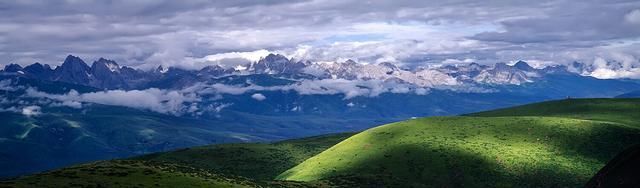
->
{"left": 587, "top": 57, "right": 640, "bottom": 79}
{"left": 0, "top": 106, "right": 19, "bottom": 113}
{"left": 25, "top": 87, "right": 200, "bottom": 115}
{"left": 21, "top": 105, "right": 41, "bottom": 117}
{"left": 197, "top": 78, "right": 434, "bottom": 99}
{"left": 290, "top": 79, "right": 392, "bottom": 98}
{"left": 251, "top": 93, "right": 266, "bottom": 101}
{"left": 10, "top": 74, "right": 500, "bottom": 116}
{"left": 471, "top": 1, "right": 640, "bottom": 43}
{"left": 0, "top": 79, "right": 13, "bottom": 91}
{"left": 625, "top": 9, "right": 640, "bottom": 24}
{"left": 0, "top": 79, "right": 24, "bottom": 91}
{"left": 171, "top": 49, "right": 273, "bottom": 70}
{"left": 201, "top": 49, "right": 271, "bottom": 66}
{"left": 50, "top": 101, "right": 83, "bottom": 109}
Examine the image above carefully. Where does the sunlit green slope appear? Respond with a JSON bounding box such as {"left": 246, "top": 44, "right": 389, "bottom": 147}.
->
{"left": 277, "top": 99, "right": 640, "bottom": 187}
{"left": 468, "top": 98, "right": 640, "bottom": 127}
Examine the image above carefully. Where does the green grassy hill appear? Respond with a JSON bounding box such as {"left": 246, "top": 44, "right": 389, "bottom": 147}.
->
{"left": 277, "top": 99, "right": 640, "bottom": 187}
{"left": 0, "top": 133, "right": 353, "bottom": 187}
{"left": 3, "top": 98, "right": 639, "bottom": 187}
{"left": 134, "top": 133, "right": 354, "bottom": 181}
{"left": 1, "top": 160, "right": 259, "bottom": 188}
{"left": 467, "top": 98, "right": 640, "bottom": 127}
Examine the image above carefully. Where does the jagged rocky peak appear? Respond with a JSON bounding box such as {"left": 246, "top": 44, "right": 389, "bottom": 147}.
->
{"left": 513, "top": 60, "right": 535, "bottom": 71}
{"left": 465, "top": 62, "right": 488, "bottom": 70}
{"left": 155, "top": 65, "right": 169, "bottom": 73}
{"left": 343, "top": 59, "right": 358, "bottom": 65}
{"left": 91, "top": 58, "right": 120, "bottom": 73}
{"left": 493, "top": 62, "right": 512, "bottom": 71}
{"left": 24, "top": 62, "right": 49, "bottom": 71}
{"left": 568, "top": 61, "right": 591, "bottom": 73}
{"left": 91, "top": 58, "right": 120, "bottom": 78}
{"left": 252, "top": 53, "right": 308, "bottom": 74}
{"left": 89, "top": 58, "right": 130, "bottom": 89}
{"left": 377, "top": 62, "right": 400, "bottom": 71}
{"left": 3, "top": 63, "right": 23, "bottom": 72}
{"left": 52, "top": 55, "right": 92, "bottom": 85}
{"left": 302, "top": 60, "right": 313, "bottom": 65}
{"left": 468, "top": 62, "right": 481, "bottom": 67}
{"left": 440, "top": 64, "right": 459, "bottom": 71}
{"left": 261, "top": 53, "right": 289, "bottom": 63}
{"left": 542, "top": 64, "right": 570, "bottom": 74}
{"left": 199, "top": 64, "right": 231, "bottom": 76}
{"left": 59, "top": 55, "right": 90, "bottom": 71}
{"left": 23, "top": 62, "right": 54, "bottom": 78}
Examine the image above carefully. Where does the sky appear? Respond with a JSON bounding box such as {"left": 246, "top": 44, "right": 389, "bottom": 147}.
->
{"left": 1, "top": 0, "right": 639, "bottom": 71}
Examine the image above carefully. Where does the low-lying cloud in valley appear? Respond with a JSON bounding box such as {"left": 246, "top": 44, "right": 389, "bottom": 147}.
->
{"left": 24, "top": 87, "right": 200, "bottom": 115}
{"left": 194, "top": 78, "right": 433, "bottom": 99}
{"left": 0, "top": 77, "right": 450, "bottom": 116}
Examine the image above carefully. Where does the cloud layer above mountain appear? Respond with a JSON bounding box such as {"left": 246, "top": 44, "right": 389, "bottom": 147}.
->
{"left": 1, "top": 0, "right": 639, "bottom": 75}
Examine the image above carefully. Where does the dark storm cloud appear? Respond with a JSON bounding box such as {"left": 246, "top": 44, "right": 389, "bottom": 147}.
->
{"left": 0, "top": 0, "right": 639, "bottom": 77}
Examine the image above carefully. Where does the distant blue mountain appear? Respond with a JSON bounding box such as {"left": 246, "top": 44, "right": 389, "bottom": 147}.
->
{"left": 616, "top": 90, "right": 640, "bottom": 98}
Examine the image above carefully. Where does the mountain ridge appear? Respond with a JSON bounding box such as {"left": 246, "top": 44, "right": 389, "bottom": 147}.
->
{"left": 1, "top": 54, "right": 602, "bottom": 90}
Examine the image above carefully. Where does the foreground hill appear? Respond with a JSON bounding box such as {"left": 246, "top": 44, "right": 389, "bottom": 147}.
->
{"left": 0, "top": 133, "right": 354, "bottom": 187}
{"left": 3, "top": 99, "right": 640, "bottom": 187}
{"left": 585, "top": 144, "right": 640, "bottom": 188}
{"left": 1, "top": 160, "right": 262, "bottom": 188}
{"left": 277, "top": 99, "right": 640, "bottom": 187}
{"left": 134, "top": 133, "right": 354, "bottom": 181}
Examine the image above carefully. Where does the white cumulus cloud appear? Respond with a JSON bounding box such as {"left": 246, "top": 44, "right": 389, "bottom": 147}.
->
{"left": 21, "top": 105, "right": 41, "bottom": 117}
{"left": 251, "top": 93, "right": 266, "bottom": 101}
{"left": 25, "top": 88, "right": 200, "bottom": 115}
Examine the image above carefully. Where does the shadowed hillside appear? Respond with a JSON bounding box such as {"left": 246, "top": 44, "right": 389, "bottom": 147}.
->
{"left": 585, "top": 144, "right": 640, "bottom": 188}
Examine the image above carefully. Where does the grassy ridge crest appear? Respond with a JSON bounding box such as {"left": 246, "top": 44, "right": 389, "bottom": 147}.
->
{"left": 277, "top": 99, "right": 640, "bottom": 187}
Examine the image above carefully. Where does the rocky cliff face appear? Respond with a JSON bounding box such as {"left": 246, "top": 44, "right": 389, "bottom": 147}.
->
{"left": 90, "top": 58, "right": 128, "bottom": 89}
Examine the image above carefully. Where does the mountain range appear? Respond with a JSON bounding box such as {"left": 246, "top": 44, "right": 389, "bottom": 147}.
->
{"left": 0, "top": 54, "right": 616, "bottom": 90}
{"left": 3, "top": 54, "right": 639, "bottom": 119}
